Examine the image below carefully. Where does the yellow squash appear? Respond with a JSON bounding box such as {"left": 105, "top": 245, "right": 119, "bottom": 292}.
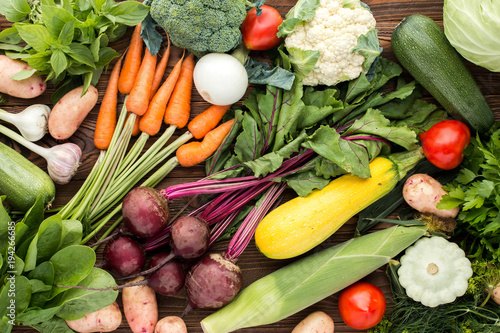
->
{"left": 255, "top": 150, "right": 424, "bottom": 259}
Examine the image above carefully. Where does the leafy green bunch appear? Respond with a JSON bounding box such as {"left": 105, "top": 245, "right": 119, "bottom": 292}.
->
{"left": 438, "top": 124, "right": 500, "bottom": 260}
{"left": 0, "top": 0, "right": 149, "bottom": 102}
{"left": 0, "top": 196, "right": 118, "bottom": 333}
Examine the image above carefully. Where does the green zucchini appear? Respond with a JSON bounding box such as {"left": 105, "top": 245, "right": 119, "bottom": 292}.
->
{"left": 0, "top": 141, "right": 55, "bottom": 212}
{"left": 391, "top": 14, "right": 494, "bottom": 133}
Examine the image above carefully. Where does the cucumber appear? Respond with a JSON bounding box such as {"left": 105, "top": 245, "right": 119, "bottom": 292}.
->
{"left": 0, "top": 141, "right": 55, "bottom": 212}
{"left": 391, "top": 14, "right": 494, "bottom": 133}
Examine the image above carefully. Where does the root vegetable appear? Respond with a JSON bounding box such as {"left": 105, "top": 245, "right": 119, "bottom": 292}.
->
{"left": 292, "top": 311, "right": 335, "bottom": 333}
{"left": 170, "top": 215, "right": 210, "bottom": 259}
{"left": 403, "top": 173, "right": 459, "bottom": 219}
{"left": 185, "top": 253, "right": 242, "bottom": 310}
{"left": 48, "top": 85, "right": 99, "bottom": 140}
{"left": 0, "top": 55, "right": 46, "bottom": 99}
{"left": 123, "top": 276, "right": 158, "bottom": 333}
{"left": 154, "top": 316, "right": 187, "bottom": 333}
{"left": 146, "top": 252, "right": 185, "bottom": 296}
{"left": 103, "top": 235, "right": 145, "bottom": 277}
{"left": 122, "top": 186, "right": 170, "bottom": 239}
{"left": 65, "top": 302, "right": 122, "bottom": 333}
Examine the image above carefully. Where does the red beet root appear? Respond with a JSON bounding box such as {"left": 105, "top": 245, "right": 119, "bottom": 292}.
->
{"left": 170, "top": 216, "right": 210, "bottom": 259}
{"left": 103, "top": 235, "right": 145, "bottom": 277}
{"left": 185, "top": 253, "right": 242, "bottom": 309}
{"left": 122, "top": 186, "right": 170, "bottom": 239}
{"left": 147, "top": 252, "right": 185, "bottom": 296}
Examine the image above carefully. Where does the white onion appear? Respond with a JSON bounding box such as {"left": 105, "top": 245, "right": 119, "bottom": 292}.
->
{"left": 193, "top": 53, "right": 248, "bottom": 106}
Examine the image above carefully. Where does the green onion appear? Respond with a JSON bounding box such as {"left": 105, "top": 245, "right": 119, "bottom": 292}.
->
{"left": 200, "top": 226, "right": 427, "bottom": 333}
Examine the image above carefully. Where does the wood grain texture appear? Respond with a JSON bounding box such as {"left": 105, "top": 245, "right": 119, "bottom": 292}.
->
{"left": 2, "top": 0, "right": 499, "bottom": 332}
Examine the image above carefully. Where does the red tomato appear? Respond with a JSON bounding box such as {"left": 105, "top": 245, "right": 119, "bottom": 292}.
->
{"left": 241, "top": 5, "right": 283, "bottom": 51}
{"left": 419, "top": 120, "right": 471, "bottom": 170}
{"left": 338, "top": 282, "right": 386, "bottom": 330}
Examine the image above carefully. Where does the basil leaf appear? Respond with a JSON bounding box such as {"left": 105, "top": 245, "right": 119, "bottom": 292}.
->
{"left": 0, "top": 0, "right": 31, "bottom": 22}
{"left": 25, "top": 50, "right": 53, "bottom": 72}
{"left": 95, "top": 46, "right": 120, "bottom": 68}
{"left": 107, "top": 0, "right": 150, "bottom": 25}
{"left": 51, "top": 49, "right": 69, "bottom": 78}
{"left": 66, "top": 43, "right": 95, "bottom": 67}
{"left": 58, "top": 20, "right": 75, "bottom": 46}
{"left": 8, "top": 68, "right": 37, "bottom": 81}
{"left": 0, "top": 27, "right": 22, "bottom": 44}
{"left": 41, "top": 2, "right": 75, "bottom": 37}
{"left": 14, "top": 23, "right": 53, "bottom": 52}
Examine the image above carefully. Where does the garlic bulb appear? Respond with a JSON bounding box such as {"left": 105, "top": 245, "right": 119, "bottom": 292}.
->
{"left": 0, "top": 123, "right": 82, "bottom": 185}
{"left": 0, "top": 104, "right": 51, "bottom": 141}
{"left": 45, "top": 143, "right": 82, "bottom": 185}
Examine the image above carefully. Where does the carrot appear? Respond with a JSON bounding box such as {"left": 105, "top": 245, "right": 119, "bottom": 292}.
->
{"left": 150, "top": 35, "right": 171, "bottom": 98}
{"left": 176, "top": 118, "right": 235, "bottom": 167}
{"left": 118, "top": 24, "right": 143, "bottom": 95}
{"left": 164, "top": 53, "right": 195, "bottom": 129}
{"left": 139, "top": 56, "right": 184, "bottom": 136}
{"left": 126, "top": 48, "right": 157, "bottom": 116}
{"left": 94, "top": 56, "right": 123, "bottom": 150}
{"left": 188, "top": 104, "right": 231, "bottom": 139}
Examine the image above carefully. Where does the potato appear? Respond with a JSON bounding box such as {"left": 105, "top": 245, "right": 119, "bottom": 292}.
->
{"left": 154, "top": 316, "right": 187, "bottom": 333}
{"left": 123, "top": 276, "right": 158, "bottom": 333}
{"left": 292, "top": 311, "right": 335, "bottom": 333}
{"left": 403, "top": 173, "right": 459, "bottom": 219}
{"left": 48, "top": 85, "right": 98, "bottom": 140}
{"left": 0, "top": 55, "right": 46, "bottom": 99}
{"left": 65, "top": 302, "right": 122, "bottom": 333}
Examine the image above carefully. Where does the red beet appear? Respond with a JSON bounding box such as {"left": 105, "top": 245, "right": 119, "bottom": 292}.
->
{"left": 170, "top": 216, "right": 210, "bottom": 259}
{"left": 103, "top": 235, "right": 145, "bottom": 277}
{"left": 146, "top": 252, "right": 185, "bottom": 296}
{"left": 122, "top": 186, "right": 169, "bottom": 239}
{"left": 185, "top": 253, "right": 242, "bottom": 309}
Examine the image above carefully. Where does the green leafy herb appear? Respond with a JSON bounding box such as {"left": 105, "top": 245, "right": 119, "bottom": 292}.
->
{"left": 438, "top": 125, "right": 500, "bottom": 260}
{"left": 0, "top": 0, "right": 149, "bottom": 101}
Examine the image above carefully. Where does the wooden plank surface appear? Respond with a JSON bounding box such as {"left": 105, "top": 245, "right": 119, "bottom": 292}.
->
{"left": 2, "top": 0, "right": 499, "bottom": 332}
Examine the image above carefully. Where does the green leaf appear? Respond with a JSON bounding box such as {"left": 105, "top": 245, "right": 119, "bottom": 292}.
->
{"left": 24, "top": 234, "right": 39, "bottom": 272}
{"left": 8, "top": 68, "right": 37, "bottom": 81}
{"left": 27, "top": 261, "right": 55, "bottom": 308}
{"left": 30, "top": 315, "right": 74, "bottom": 332}
{"left": 56, "top": 267, "right": 118, "bottom": 320}
{"left": 285, "top": 170, "right": 330, "bottom": 197}
{"left": 352, "top": 29, "right": 382, "bottom": 71}
{"left": 41, "top": 2, "right": 75, "bottom": 37}
{"left": 0, "top": 196, "right": 10, "bottom": 255}
{"left": 0, "top": 0, "right": 31, "bottom": 22}
{"left": 14, "top": 23, "right": 53, "bottom": 52}
{"left": 50, "top": 49, "right": 68, "bottom": 78}
{"left": 277, "top": 0, "right": 320, "bottom": 37}
{"left": 14, "top": 275, "right": 32, "bottom": 313}
{"left": 59, "top": 220, "right": 83, "bottom": 250}
{"left": 36, "top": 215, "right": 63, "bottom": 263}
{"left": 0, "top": 27, "right": 22, "bottom": 44}
{"left": 106, "top": 0, "right": 149, "bottom": 25}
{"left": 234, "top": 113, "right": 265, "bottom": 163}
{"left": 285, "top": 46, "right": 320, "bottom": 80}
{"left": 30, "top": 279, "right": 52, "bottom": 293}
{"left": 17, "top": 307, "right": 61, "bottom": 326}
{"left": 50, "top": 245, "right": 96, "bottom": 298}
{"left": 25, "top": 50, "right": 53, "bottom": 72}
{"left": 95, "top": 46, "right": 120, "bottom": 68}
{"left": 66, "top": 43, "right": 95, "bottom": 67}
{"left": 58, "top": 20, "right": 75, "bottom": 46}
{"left": 245, "top": 58, "right": 296, "bottom": 90}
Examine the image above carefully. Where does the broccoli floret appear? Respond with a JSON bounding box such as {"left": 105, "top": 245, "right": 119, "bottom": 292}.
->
{"left": 150, "top": 0, "right": 247, "bottom": 57}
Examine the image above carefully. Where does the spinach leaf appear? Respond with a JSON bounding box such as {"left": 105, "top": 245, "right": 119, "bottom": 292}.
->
{"left": 49, "top": 245, "right": 95, "bottom": 298}
{"left": 59, "top": 220, "right": 83, "bottom": 250}
{"left": 56, "top": 267, "right": 118, "bottom": 321}
{"left": 36, "top": 215, "right": 63, "bottom": 263}
{"left": 30, "top": 315, "right": 74, "bottom": 333}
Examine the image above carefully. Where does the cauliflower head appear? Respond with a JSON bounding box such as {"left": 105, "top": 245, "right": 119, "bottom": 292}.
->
{"left": 284, "top": 0, "right": 377, "bottom": 86}
{"left": 150, "top": 0, "right": 247, "bottom": 58}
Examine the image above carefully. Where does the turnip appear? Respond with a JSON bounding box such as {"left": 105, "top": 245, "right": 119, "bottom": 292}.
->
{"left": 184, "top": 253, "right": 242, "bottom": 311}
{"left": 102, "top": 235, "right": 146, "bottom": 277}
{"left": 122, "top": 186, "right": 170, "bottom": 239}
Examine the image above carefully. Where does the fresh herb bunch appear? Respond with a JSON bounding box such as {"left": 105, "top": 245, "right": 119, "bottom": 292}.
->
{"left": 369, "top": 260, "right": 500, "bottom": 333}
{"left": 438, "top": 124, "right": 500, "bottom": 260}
{"left": 0, "top": 196, "right": 118, "bottom": 333}
{"left": 0, "top": 0, "right": 149, "bottom": 102}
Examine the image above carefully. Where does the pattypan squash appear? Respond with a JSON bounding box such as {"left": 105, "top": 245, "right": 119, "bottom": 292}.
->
{"left": 398, "top": 236, "right": 473, "bottom": 307}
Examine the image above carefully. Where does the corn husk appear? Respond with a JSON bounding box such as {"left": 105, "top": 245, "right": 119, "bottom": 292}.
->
{"left": 201, "top": 226, "right": 427, "bottom": 333}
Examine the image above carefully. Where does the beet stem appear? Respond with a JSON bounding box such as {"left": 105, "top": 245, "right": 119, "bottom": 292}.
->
{"left": 115, "top": 252, "right": 175, "bottom": 281}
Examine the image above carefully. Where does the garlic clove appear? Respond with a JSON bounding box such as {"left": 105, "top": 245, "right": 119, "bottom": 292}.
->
{"left": 46, "top": 143, "right": 82, "bottom": 185}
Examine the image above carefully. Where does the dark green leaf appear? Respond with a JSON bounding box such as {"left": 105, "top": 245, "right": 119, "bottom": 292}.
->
{"left": 58, "top": 20, "right": 75, "bottom": 46}
{"left": 59, "top": 220, "right": 83, "bottom": 250}
{"left": 27, "top": 261, "right": 55, "bottom": 308}
{"left": 245, "top": 58, "right": 296, "bottom": 90}
{"left": 30, "top": 315, "right": 74, "bottom": 332}
{"left": 285, "top": 170, "right": 330, "bottom": 197}
{"left": 107, "top": 0, "right": 149, "bottom": 25}
{"left": 95, "top": 46, "right": 120, "bottom": 68}
{"left": 141, "top": 13, "right": 162, "bottom": 56}
{"left": 50, "top": 49, "right": 68, "bottom": 78}
{"left": 14, "top": 275, "right": 32, "bottom": 313}
{"left": 66, "top": 43, "right": 95, "bottom": 68}
{"left": 234, "top": 113, "right": 265, "bottom": 163}
{"left": 36, "top": 215, "right": 63, "bottom": 263}
{"left": 30, "top": 279, "right": 52, "bottom": 293}
{"left": 17, "top": 307, "right": 61, "bottom": 326}
{"left": 49, "top": 245, "right": 96, "bottom": 298}
{"left": 56, "top": 267, "right": 118, "bottom": 320}
{"left": 0, "top": 196, "right": 10, "bottom": 254}
{"left": 24, "top": 234, "right": 38, "bottom": 272}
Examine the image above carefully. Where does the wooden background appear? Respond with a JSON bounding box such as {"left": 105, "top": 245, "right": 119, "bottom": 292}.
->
{"left": 2, "top": 0, "right": 499, "bottom": 332}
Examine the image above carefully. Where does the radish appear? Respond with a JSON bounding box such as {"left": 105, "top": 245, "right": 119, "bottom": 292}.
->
{"left": 102, "top": 235, "right": 145, "bottom": 277}
{"left": 122, "top": 186, "right": 170, "bottom": 239}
